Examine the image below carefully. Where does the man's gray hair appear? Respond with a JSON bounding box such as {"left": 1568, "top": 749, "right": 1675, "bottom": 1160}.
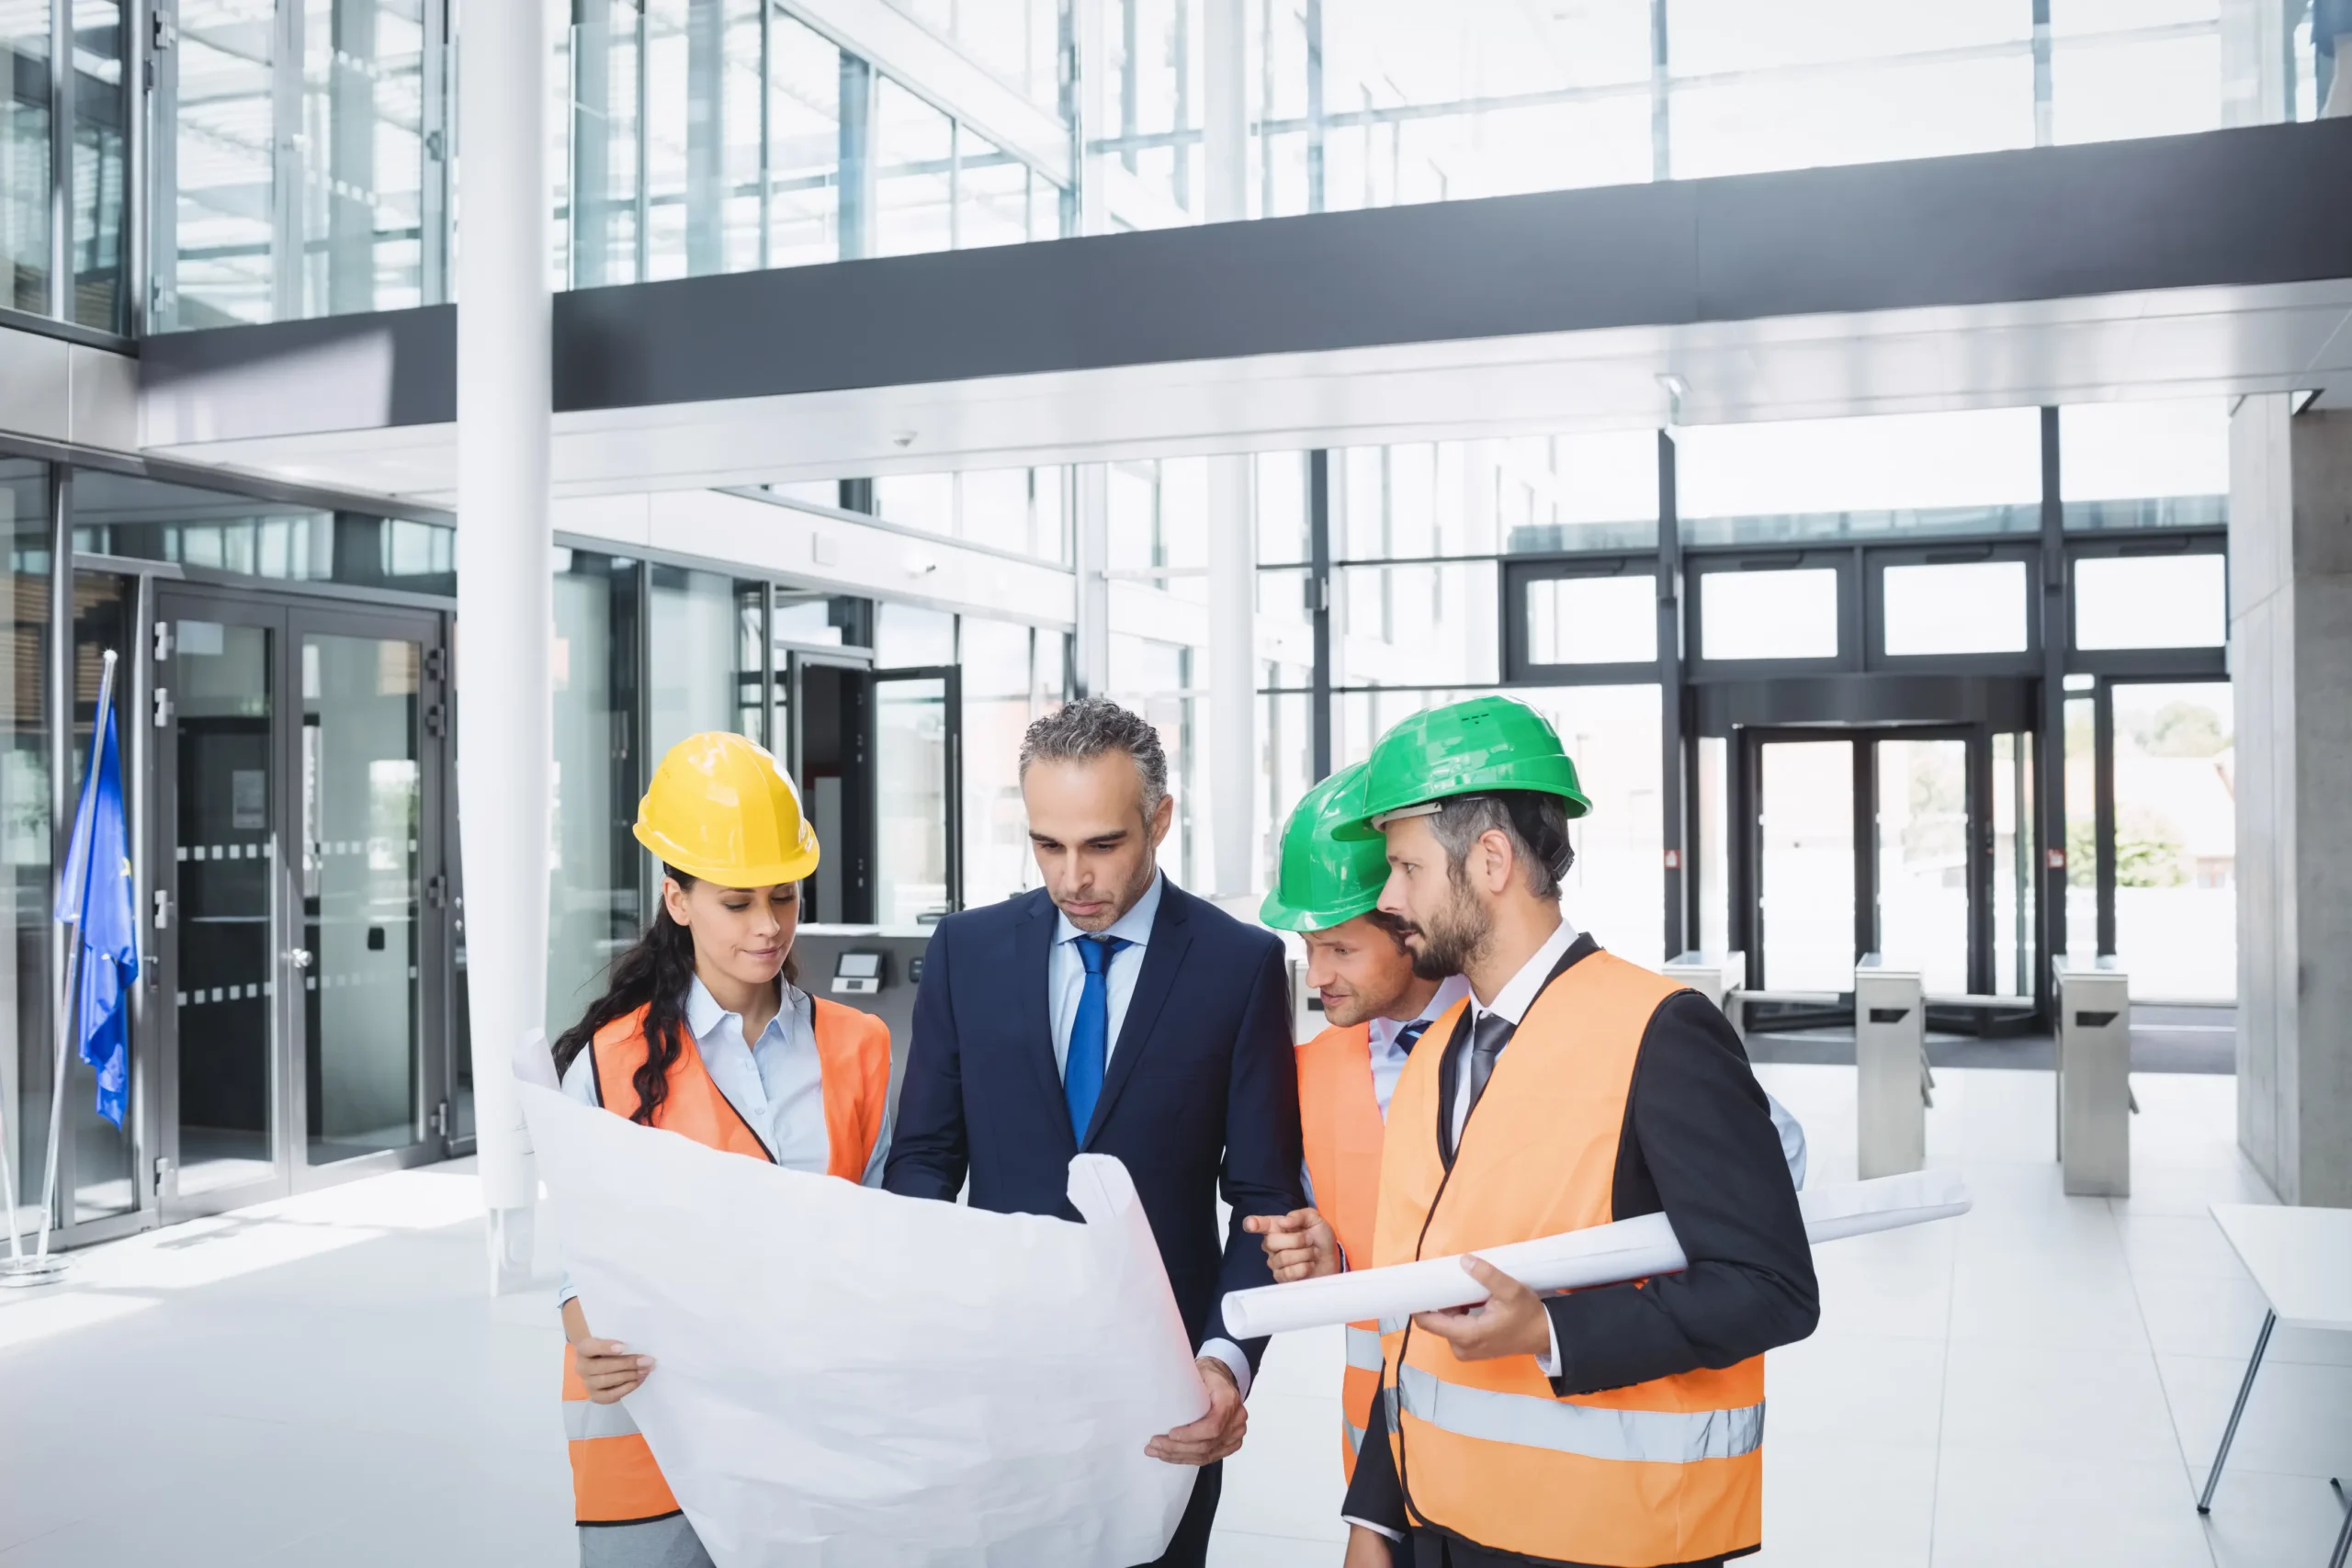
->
{"left": 1429, "top": 791, "right": 1576, "bottom": 901}
{"left": 1019, "top": 697, "right": 1170, "bottom": 817}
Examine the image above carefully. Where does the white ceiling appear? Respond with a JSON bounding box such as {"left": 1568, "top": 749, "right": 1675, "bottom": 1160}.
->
{"left": 142, "top": 277, "right": 2352, "bottom": 504}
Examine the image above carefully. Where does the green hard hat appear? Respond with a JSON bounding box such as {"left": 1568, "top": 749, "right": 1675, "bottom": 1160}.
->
{"left": 1336, "top": 695, "right": 1592, "bottom": 840}
{"left": 1260, "top": 763, "right": 1392, "bottom": 933}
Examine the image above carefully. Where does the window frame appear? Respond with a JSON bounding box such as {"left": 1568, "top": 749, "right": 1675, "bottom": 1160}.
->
{"left": 1683, "top": 547, "right": 1861, "bottom": 681}
{"left": 1502, "top": 553, "right": 1665, "bottom": 687}
{"left": 2065, "top": 530, "right": 2229, "bottom": 678}
{"left": 1866, "top": 540, "right": 2042, "bottom": 674}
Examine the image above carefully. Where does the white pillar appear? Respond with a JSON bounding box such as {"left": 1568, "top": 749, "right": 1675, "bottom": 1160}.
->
{"left": 1204, "top": 0, "right": 1255, "bottom": 898}
{"left": 2230, "top": 397, "right": 2352, "bottom": 1207}
{"left": 457, "top": 0, "right": 554, "bottom": 1292}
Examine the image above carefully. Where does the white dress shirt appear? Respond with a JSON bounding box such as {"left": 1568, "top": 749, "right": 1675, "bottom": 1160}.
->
{"left": 557, "top": 974, "right": 891, "bottom": 1306}
{"left": 1045, "top": 873, "right": 1255, "bottom": 1397}
{"left": 1453, "top": 917, "right": 1583, "bottom": 1377}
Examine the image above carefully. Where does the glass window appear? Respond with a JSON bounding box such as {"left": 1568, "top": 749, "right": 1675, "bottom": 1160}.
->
{"left": 3, "top": 461, "right": 52, "bottom": 1235}
{"left": 565, "top": 0, "right": 648, "bottom": 288}
{"left": 959, "top": 616, "right": 1041, "bottom": 908}
{"left": 2, "top": 7, "right": 52, "bottom": 313}
{"left": 874, "top": 473, "right": 956, "bottom": 536}
{"left": 1336, "top": 562, "right": 1501, "bottom": 686}
{"left": 2061, "top": 400, "right": 2229, "bottom": 531}
{"left": 1509, "top": 431, "right": 1659, "bottom": 555}
{"left": 889, "top": 0, "right": 1062, "bottom": 109}
{"left": 2064, "top": 692, "right": 2096, "bottom": 954}
{"left": 876, "top": 602, "right": 954, "bottom": 667}
{"left": 1678, "top": 409, "right": 2042, "bottom": 546}
{"left": 70, "top": 471, "right": 456, "bottom": 595}
{"left": 766, "top": 13, "right": 842, "bottom": 269}
{"left": 2109, "top": 681, "right": 2233, "bottom": 1001}
{"left": 2074, "top": 555, "right": 2227, "bottom": 650}
{"left": 1699, "top": 568, "right": 1838, "bottom": 660}
{"left": 1882, "top": 560, "right": 2029, "bottom": 657}
{"left": 548, "top": 550, "right": 642, "bottom": 1029}
{"left": 1257, "top": 453, "right": 1310, "bottom": 566}
{"left": 1526, "top": 575, "right": 1657, "bottom": 666}
{"left": 639, "top": 0, "right": 765, "bottom": 279}
{"left": 1668, "top": 0, "right": 2029, "bottom": 73}
{"left": 2052, "top": 28, "right": 2222, "bottom": 145}
{"left": 646, "top": 564, "right": 750, "bottom": 778}
{"left": 1107, "top": 634, "right": 1203, "bottom": 889}
{"left": 162, "top": 0, "right": 445, "bottom": 326}
{"left": 1672, "top": 53, "right": 2032, "bottom": 179}
{"left": 874, "top": 77, "right": 955, "bottom": 257}
{"left": 70, "top": 2, "right": 130, "bottom": 332}
{"left": 956, "top": 125, "right": 1039, "bottom": 249}
{"left": 1514, "top": 685, "right": 1665, "bottom": 969}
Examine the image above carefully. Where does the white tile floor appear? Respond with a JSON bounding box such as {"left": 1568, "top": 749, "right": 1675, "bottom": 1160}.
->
{"left": 1, "top": 1066, "right": 2344, "bottom": 1568}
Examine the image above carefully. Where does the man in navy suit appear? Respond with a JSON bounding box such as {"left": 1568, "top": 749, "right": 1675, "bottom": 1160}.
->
{"left": 885, "top": 697, "right": 1303, "bottom": 1568}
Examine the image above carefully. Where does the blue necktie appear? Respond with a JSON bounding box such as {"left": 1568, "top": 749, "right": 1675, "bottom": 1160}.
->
{"left": 1394, "top": 1019, "right": 1432, "bottom": 1055}
{"left": 1065, "top": 935, "right": 1129, "bottom": 1143}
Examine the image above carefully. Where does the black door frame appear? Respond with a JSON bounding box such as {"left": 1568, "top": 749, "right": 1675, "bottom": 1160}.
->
{"left": 873, "top": 663, "right": 965, "bottom": 919}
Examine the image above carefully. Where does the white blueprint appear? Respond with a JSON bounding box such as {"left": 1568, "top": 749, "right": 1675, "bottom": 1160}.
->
{"left": 518, "top": 1078, "right": 1207, "bottom": 1568}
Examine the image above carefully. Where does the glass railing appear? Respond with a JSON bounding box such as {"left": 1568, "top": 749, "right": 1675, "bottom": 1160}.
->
{"left": 132, "top": 0, "right": 2343, "bottom": 332}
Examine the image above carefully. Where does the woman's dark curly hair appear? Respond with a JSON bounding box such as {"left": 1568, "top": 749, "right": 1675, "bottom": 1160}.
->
{"left": 549, "top": 867, "right": 798, "bottom": 1126}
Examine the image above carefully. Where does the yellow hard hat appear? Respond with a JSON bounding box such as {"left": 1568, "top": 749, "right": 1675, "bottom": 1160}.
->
{"left": 633, "top": 731, "right": 820, "bottom": 887}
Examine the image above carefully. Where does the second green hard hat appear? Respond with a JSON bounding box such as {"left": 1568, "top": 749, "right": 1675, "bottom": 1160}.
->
{"left": 1260, "top": 762, "right": 1392, "bottom": 933}
{"left": 1336, "top": 695, "right": 1592, "bottom": 840}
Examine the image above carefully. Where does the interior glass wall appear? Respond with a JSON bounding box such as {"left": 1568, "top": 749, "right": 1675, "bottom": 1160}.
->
{"left": 2, "top": 460, "right": 51, "bottom": 1241}
{"left": 157, "top": 0, "right": 444, "bottom": 329}
{"left": 548, "top": 548, "right": 641, "bottom": 1029}
{"left": 71, "top": 473, "right": 457, "bottom": 595}
{"left": 2, "top": 0, "right": 127, "bottom": 329}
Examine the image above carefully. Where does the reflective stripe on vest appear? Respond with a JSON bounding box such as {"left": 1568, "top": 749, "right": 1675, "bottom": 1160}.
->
{"left": 1395, "top": 1363, "right": 1766, "bottom": 1464}
{"left": 1374, "top": 951, "right": 1766, "bottom": 1567}
{"left": 1298, "top": 1021, "right": 1389, "bottom": 1486}
{"left": 564, "top": 997, "right": 894, "bottom": 1525}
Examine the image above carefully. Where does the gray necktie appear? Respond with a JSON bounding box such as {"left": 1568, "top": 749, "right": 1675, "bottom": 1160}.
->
{"left": 1464, "top": 1010, "right": 1516, "bottom": 1123}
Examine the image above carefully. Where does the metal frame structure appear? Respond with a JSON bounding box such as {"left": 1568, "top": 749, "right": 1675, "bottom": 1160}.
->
{"left": 1263, "top": 408, "right": 2233, "bottom": 1030}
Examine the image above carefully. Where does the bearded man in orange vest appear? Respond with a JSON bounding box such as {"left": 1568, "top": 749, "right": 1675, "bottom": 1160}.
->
{"left": 1245, "top": 762, "right": 1470, "bottom": 1483}
{"left": 1336, "top": 697, "right": 1819, "bottom": 1568}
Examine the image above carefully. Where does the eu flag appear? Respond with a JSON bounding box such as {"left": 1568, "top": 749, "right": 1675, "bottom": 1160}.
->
{"left": 55, "top": 668, "right": 137, "bottom": 1130}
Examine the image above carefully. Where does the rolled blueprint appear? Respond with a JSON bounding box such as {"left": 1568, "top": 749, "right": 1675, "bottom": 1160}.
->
{"left": 1220, "top": 1167, "right": 1969, "bottom": 1339}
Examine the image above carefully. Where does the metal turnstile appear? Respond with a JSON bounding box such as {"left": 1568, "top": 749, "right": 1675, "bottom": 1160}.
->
{"left": 1664, "top": 951, "right": 1747, "bottom": 1041}
{"left": 2053, "top": 954, "right": 2132, "bottom": 1196}
{"left": 1855, "top": 954, "right": 1929, "bottom": 1179}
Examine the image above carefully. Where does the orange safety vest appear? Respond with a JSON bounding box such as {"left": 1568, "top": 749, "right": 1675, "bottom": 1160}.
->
{"left": 1375, "top": 953, "right": 1765, "bottom": 1568}
{"left": 1295, "top": 1021, "right": 1388, "bottom": 1483}
{"left": 561, "top": 995, "right": 892, "bottom": 1527}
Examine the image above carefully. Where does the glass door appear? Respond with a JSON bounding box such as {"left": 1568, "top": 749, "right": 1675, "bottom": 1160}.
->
{"left": 153, "top": 592, "right": 289, "bottom": 1219}
{"left": 1754, "top": 739, "right": 1857, "bottom": 991}
{"left": 872, "top": 666, "right": 961, "bottom": 924}
{"left": 289, "top": 608, "right": 439, "bottom": 1177}
{"left": 153, "top": 591, "right": 448, "bottom": 1221}
{"left": 1873, "top": 737, "right": 1970, "bottom": 995}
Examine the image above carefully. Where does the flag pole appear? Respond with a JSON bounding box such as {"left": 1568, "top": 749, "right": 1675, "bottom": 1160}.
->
{"left": 6, "top": 650, "right": 117, "bottom": 1285}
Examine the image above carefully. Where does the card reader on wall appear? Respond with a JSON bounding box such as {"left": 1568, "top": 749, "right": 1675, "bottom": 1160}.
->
{"left": 831, "top": 951, "right": 885, "bottom": 997}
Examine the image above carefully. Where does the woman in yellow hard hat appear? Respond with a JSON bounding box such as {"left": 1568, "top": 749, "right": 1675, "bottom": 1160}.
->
{"left": 548, "top": 730, "right": 893, "bottom": 1568}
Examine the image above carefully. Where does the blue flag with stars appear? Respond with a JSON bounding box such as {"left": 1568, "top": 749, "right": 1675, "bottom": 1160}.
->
{"left": 55, "top": 676, "right": 137, "bottom": 1129}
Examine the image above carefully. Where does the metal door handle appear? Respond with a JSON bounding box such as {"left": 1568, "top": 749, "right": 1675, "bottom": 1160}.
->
{"left": 284, "top": 947, "right": 313, "bottom": 969}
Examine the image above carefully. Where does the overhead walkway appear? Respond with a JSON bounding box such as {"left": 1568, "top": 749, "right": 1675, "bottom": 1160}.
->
{"left": 138, "top": 118, "right": 2352, "bottom": 501}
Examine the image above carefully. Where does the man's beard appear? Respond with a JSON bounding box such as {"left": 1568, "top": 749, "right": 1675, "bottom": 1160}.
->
{"left": 1406, "top": 883, "right": 1490, "bottom": 980}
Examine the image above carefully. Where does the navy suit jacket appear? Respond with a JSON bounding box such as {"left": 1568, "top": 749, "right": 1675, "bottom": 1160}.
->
{"left": 883, "top": 880, "right": 1304, "bottom": 1371}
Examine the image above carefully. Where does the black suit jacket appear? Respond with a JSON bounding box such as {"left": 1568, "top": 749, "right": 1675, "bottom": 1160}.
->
{"left": 883, "top": 879, "right": 1306, "bottom": 1370}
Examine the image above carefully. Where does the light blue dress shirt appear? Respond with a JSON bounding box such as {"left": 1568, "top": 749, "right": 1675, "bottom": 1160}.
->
{"left": 1365, "top": 975, "right": 1473, "bottom": 1121}
{"left": 557, "top": 975, "right": 892, "bottom": 1306}
{"left": 1046, "top": 873, "right": 1254, "bottom": 1397}
{"left": 1046, "top": 871, "right": 1163, "bottom": 1078}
